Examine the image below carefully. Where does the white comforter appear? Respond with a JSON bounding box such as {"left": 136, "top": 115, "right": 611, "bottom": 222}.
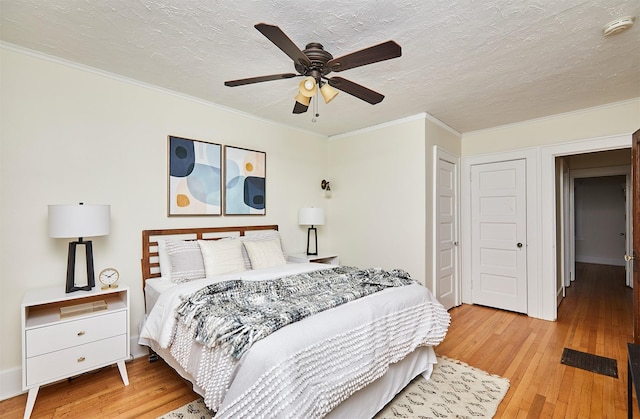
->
{"left": 139, "top": 263, "right": 450, "bottom": 417}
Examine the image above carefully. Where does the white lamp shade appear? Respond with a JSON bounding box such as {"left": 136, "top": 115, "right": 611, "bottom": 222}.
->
{"left": 48, "top": 204, "right": 111, "bottom": 238}
{"left": 299, "top": 207, "right": 325, "bottom": 226}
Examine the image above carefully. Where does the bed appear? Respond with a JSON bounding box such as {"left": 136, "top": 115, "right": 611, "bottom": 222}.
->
{"left": 138, "top": 225, "right": 450, "bottom": 418}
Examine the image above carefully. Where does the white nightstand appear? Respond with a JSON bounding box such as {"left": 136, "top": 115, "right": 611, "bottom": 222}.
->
{"left": 21, "top": 285, "right": 130, "bottom": 419}
{"left": 288, "top": 253, "right": 340, "bottom": 265}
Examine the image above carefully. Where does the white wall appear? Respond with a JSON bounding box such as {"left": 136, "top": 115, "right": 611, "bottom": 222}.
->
{"left": 326, "top": 114, "right": 461, "bottom": 289}
{"left": 462, "top": 99, "right": 640, "bottom": 155}
{"left": 0, "top": 46, "right": 329, "bottom": 397}
{"left": 326, "top": 116, "right": 427, "bottom": 283}
{"left": 569, "top": 148, "right": 631, "bottom": 169}
{"left": 574, "top": 176, "right": 627, "bottom": 266}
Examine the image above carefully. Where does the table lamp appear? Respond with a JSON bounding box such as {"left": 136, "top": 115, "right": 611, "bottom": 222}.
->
{"left": 298, "top": 207, "right": 324, "bottom": 256}
{"left": 48, "top": 203, "right": 110, "bottom": 293}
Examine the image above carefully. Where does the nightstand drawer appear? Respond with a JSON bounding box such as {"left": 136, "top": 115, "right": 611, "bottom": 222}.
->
{"left": 25, "top": 334, "right": 127, "bottom": 386}
{"left": 26, "top": 310, "right": 126, "bottom": 358}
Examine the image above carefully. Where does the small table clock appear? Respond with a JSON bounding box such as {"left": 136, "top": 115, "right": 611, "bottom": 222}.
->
{"left": 98, "top": 268, "right": 119, "bottom": 289}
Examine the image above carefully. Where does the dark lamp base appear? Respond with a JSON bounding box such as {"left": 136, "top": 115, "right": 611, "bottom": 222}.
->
{"left": 66, "top": 240, "right": 96, "bottom": 293}
{"left": 306, "top": 226, "right": 318, "bottom": 256}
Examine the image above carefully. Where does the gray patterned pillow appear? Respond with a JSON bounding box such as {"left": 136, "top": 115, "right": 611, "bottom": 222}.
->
{"left": 164, "top": 240, "right": 205, "bottom": 283}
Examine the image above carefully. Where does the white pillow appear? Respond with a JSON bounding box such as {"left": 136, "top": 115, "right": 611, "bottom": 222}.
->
{"left": 198, "top": 239, "right": 246, "bottom": 277}
{"left": 243, "top": 239, "right": 287, "bottom": 269}
{"left": 239, "top": 230, "right": 285, "bottom": 269}
{"left": 164, "top": 240, "right": 205, "bottom": 283}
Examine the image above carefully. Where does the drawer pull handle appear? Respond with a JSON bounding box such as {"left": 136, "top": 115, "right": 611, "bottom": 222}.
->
{"left": 77, "top": 330, "right": 85, "bottom": 336}
{"left": 77, "top": 356, "right": 86, "bottom": 363}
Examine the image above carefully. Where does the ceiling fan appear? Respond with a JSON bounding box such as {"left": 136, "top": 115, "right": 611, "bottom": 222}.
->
{"left": 224, "top": 23, "right": 402, "bottom": 114}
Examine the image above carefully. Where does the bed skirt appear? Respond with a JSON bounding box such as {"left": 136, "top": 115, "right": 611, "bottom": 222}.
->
{"left": 144, "top": 339, "right": 436, "bottom": 418}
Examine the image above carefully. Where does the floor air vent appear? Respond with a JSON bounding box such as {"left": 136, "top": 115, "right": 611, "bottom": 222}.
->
{"left": 561, "top": 348, "right": 618, "bottom": 378}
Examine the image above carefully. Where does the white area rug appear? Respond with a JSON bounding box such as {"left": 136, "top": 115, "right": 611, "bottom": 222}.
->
{"left": 157, "top": 356, "right": 510, "bottom": 419}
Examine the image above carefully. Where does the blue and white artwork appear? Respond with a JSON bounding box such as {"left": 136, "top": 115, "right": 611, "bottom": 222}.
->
{"left": 168, "top": 136, "right": 222, "bottom": 215}
{"left": 224, "top": 146, "right": 266, "bottom": 215}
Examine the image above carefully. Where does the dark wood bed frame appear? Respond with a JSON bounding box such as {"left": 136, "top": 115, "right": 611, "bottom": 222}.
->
{"left": 141, "top": 224, "right": 279, "bottom": 287}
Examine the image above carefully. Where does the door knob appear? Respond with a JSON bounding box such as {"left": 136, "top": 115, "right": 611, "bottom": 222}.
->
{"left": 625, "top": 254, "right": 636, "bottom": 262}
{"left": 517, "top": 243, "right": 523, "bottom": 248}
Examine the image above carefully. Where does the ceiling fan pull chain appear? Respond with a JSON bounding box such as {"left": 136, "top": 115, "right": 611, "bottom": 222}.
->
{"left": 312, "top": 90, "right": 319, "bottom": 122}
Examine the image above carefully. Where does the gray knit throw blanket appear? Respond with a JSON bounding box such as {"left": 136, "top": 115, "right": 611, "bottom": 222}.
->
{"left": 175, "top": 266, "right": 416, "bottom": 359}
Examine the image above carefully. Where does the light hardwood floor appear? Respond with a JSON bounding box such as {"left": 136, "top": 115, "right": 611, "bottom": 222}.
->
{"left": 0, "top": 262, "right": 636, "bottom": 418}
{"left": 438, "top": 262, "right": 637, "bottom": 418}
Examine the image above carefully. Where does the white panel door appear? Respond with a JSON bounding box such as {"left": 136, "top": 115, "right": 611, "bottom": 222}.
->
{"left": 471, "top": 159, "right": 527, "bottom": 313}
{"left": 434, "top": 152, "right": 458, "bottom": 310}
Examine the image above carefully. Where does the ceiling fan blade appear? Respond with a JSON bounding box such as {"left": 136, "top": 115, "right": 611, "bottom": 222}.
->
{"left": 224, "top": 73, "right": 298, "bottom": 87}
{"left": 255, "top": 23, "right": 312, "bottom": 70}
{"left": 327, "top": 40, "right": 401, "bottom": 72}
{"left": 328, "top": 76, "right": 384, "bottom": 104}
{"left": 292, "top": 101, "right": 309, "bottom": 114}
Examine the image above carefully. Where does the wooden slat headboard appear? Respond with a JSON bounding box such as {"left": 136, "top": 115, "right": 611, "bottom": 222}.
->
{"left": 141, "top": 225, "right": 279, "bottom": 287}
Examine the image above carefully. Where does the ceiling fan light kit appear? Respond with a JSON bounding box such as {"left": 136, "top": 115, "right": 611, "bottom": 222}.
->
{"left": 224, "top": 23, "right": 402, "bottom": 116}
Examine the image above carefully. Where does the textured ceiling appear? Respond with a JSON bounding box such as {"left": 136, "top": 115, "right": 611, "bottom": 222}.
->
{"left": 1, "top": 0, "right": 639, "bottom": 136}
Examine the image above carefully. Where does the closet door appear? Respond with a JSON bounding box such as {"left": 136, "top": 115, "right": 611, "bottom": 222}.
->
{"left": 434, "top": 147, "right": 459, "bottom": 310}
{"left": 471, "top": 159, "right": 527, "bottom": 313}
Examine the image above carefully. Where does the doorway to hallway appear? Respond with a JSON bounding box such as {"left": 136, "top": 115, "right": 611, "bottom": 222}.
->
{"left": 556, "top": 148, "right": 632, "bottom": 314}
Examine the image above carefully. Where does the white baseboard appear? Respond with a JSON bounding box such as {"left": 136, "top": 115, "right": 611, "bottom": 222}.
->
{"left": 576, "top": 255, "right": 625, "bottom": 267}
{"left": 0, "top": 335, "right": 149, "bottom": 402}
{"left": 557, "top": 286, "right": 564, "bottom": 307}
{"left": 0, "top": 367, "right": 21, "bottom": 402}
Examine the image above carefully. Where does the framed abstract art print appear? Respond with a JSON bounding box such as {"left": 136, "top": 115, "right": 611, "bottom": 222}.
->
{"left": 224, "top": 145, "right": 266, "bottom": 215}
{"left": 168, "top": 135, "right": 222, "bottom": 216}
